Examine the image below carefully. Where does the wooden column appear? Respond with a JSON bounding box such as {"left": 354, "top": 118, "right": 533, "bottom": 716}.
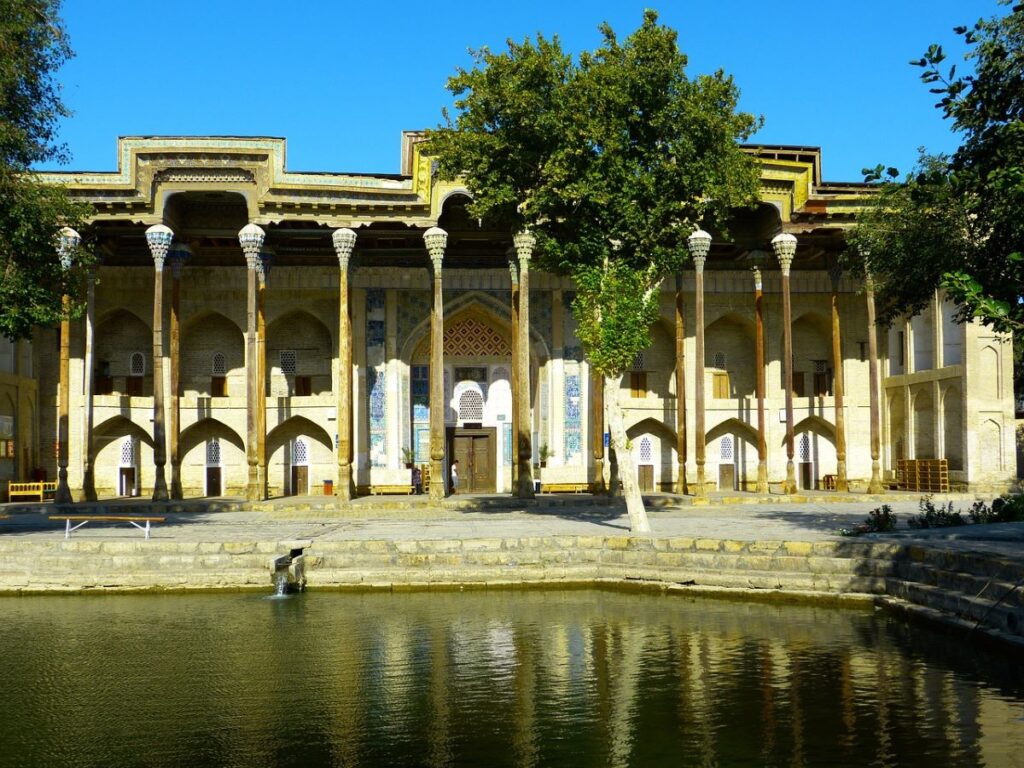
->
{"left": 514, "top": 231, "right": 535, "bottom": 499}
{"left": 144, "top": 224, "right": 172, "bottom": 501}
{"left": 591, "top": 366, "right": 605, "bottom": 493}
{"left": 674, "top": 274, "right": 687, "bottom": 494}
{"left": 424, "top": 227, "right": 448, "bottom": 501}
{"left": 865, "top": 273, "right": 884, "bottom": 493}
{"left": 82, "top": 267, "right": 97, "bottom": 501}
{"left": 54, "top": 229, "right": 80, "bottom": 505}
{"left": 168, "top": 247, "right": 189, "bottom": 500}
{"left": 772, "top": 233, "right": 798, "bottom": 494}
{"left": 687, "top": 229, "right": 711, "bottom": 498}
{"left": 829, "top": 263, "right": 848, "bottom": 491}
{"left": 333, "top": 228, "right": 357, "bottom": 501}
{"left": 509, "top": 255, "right": 519, "bottom": 494}
{"left": 752, "top": 265, "right": 768, "bottom": 493}
{"left": 239, "top": 223, "right": 266, "bottom": 502}
{"left": 256, "top": 252, "right": 269, "bottom": 497}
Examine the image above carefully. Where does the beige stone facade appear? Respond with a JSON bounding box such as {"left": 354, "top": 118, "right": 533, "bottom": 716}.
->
{"left": 2, "top": 135, "right": 1014, "bottom": 502}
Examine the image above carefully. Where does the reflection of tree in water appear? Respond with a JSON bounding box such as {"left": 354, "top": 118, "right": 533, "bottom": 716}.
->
{"left": 1, "top": 591, "right": 1022, "bottom": 767}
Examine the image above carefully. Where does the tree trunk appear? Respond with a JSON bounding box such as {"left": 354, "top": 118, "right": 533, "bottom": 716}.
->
{"left": 605, "top": 374, "right": 651, "bottom": 534}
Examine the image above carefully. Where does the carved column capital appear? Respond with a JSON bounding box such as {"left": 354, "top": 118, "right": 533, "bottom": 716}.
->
{"left": 687, "top": 228, "right": 711, "bottom": 274}
{"left": 332, "top": 227, "right": 357, "bottom": 271}
{"left": 751, "top": 264, "right": 762, "bottom": 290}
{"left": 513, "top": 229, "right": 535, "bottom": 269}
{"left": 771, "top": 233, "right": 797, "bottom": 276}
{"left": 238, "top": 223, "right": 266, "bottom": 271}
{"left": 424, "top": 227, "right": 447, "bottom": 274}
{"left": 145, "top": 224, "right": 174, "bottom": 272}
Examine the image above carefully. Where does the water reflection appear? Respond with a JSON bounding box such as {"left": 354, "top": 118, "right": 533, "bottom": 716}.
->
{"left": 1, "top": 590, "right": 1022, "bottom": 767}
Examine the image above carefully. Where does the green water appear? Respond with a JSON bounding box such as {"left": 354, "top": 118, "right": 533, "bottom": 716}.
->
{"left": 1, "top": 590, "right": 1022, "bottom": 767}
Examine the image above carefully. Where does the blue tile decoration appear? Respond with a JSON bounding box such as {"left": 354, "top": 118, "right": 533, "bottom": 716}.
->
{"left": 504, "top": 423, "right": 513, "bottom": 465}
{"left": 415, "top": 427, "right": 430, "bottom": 464}
{"left": 366, "top": 288, "right": 387, "bottom": 467}
{"left": 564, "top": 373, "right": 581, "bottom": 462}
{"left": 398, "top": 291, "right": 431, "bottom": 348}
{"left": 412, "top": 365, "right": 429, "bottom": 422}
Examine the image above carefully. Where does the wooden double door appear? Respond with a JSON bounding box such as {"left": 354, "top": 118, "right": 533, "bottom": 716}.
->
{"left": 447, "top": 427, "right": 496, "bottom": 493}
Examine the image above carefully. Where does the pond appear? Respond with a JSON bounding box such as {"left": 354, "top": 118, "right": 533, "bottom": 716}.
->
{"left": 2, "top": 589, "right": 1022, "bottom": 767}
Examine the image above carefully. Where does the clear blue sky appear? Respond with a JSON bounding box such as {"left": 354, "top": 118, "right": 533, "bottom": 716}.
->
{"left": 42, "top": 0, "right": 1003, "bottom": 182}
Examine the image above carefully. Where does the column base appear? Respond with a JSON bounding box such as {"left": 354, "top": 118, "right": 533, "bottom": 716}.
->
{"left": 755, "top": 461, "right": 769, "bottom": 494}
{"left": 517, "top": 459, "right": 535, "bottom": 499}
{"left": 430, "top": 457, "right": 445, "bottom": 501}
{"left": 82, "top": 466, "right": 97, "bottom": 502}
{"left": 245, "top": 464, "right": 263, "bottom": 502}
{"left": 54, "top": 467, "right": 74, "bottom": 505}
{"left": 835, "top": 458, "right": 849, "bottom": 492}
{"left": 784, "top": 461, "right": 798, "bottom": 494}
{"left": 170, "top": 463, "right": 183, "bottom": 500}
{"left": 867, "top": 460, "right": 884, "bottom": 494}
{"left": 336, "top": 463, "right": 353, "bottom": 502}
{"left": 695, "top": 464, "right": 707, "bottom": 497}
{"left": 592, "top": 458, "right": 606, "bottom": 494}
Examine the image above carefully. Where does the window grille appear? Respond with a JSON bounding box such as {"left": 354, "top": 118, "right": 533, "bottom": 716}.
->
{"left": 120, "top": 438, "right": 135, "bottom": 467}
{"left": 798, "top": 433, "right": 811, "bottom": 462}
{"left": 129, "top": 352, "right": 145, "bottom": 376}
{"left": 813, "top": 359, "right": 828, "bottom": 374}
{"left": 720, "top": 436, "right": 734, "bottom": 462}
{"left": 639, "top": 437, "right": 652, "bottom": 463}
{"left": 212, "top": 353, "right": 226, "bottom": 375}
{"left": 292, "top": 439, "right": 308, "bottom": 465}
{"left": 280, "top": 350, "right": 297, "bottom": 375}
{"left": 206, "top": 438, "right": 221, "bottom": 466}
{"left": 459, "top": 390, "right": 484, "bottom": 421}
{"left": 632, "top": 352, "right": 645, "bottom": 370}
{"left": 713, "top": 351, "right": 727, "bottom": 369}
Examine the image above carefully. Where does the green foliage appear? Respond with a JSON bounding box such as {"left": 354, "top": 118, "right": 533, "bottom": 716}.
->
{"left": 839, "top": 504, "right": 897, "bottom": 536}
{"left": 907, "top": 496, "right": 966, "bottom": 529}
{"left": 0, "top": 0, "right": 92, "bottom": 342}
{"left": 426, "top": 10, "right": 762, "bottom": 378}
{"left": 969, "top": 493, "right": 1024, "bottom": 523}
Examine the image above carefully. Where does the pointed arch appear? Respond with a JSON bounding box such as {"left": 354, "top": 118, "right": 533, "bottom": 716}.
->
{"left": 626, "top": 416, "right": 677, "bottom": 445}
{"left": 266, "top": 310, "right": 334, "bottom": 396}
{"left": 92, "top": 415, "right": 153, "bottom": 458}
{"left": 707, "top": 417, "right": 759, "bottom": 447}
{"left": 179, "top": 418, "right": 245, "bottom": 458}
{"left": 789, "top": 414, "right": 836, "bottom": 444}
{"left": 266, "top": 415, "right": 333, "bottom": 458}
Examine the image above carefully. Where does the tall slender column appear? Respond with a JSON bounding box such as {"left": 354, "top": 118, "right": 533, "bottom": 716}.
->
{"left": 674, "top": 274, "right": 687, "bottom": 494}
{"left": 424, "top": 228, "right": 448, "bottom": 501}
{"left": 865, "top": 272, "right": 884, "bottom": 492}
{"left": 514, "top": 230, "right": 535, "bottom": 499}
{"left": 145, "top": 224, "right": 172, "bottom": 501}
{"left": 772, "top": 232, "right": 798, "bottom": 494}
{"left": 81, "top": 266, "right": 97, "bottom": 501}
{"left": 168, "top": 245, "right": 190, "bottom": 500}
{"left": 687, "top": 229, "right": 711, "bottom": 498}
{"left": 239, "top": 223, "right": 266, "bottom": 502}
{"left": 332, "top": 228, "right": 356, "bottom": 501}
{"left": 508, "top": 255, "right": 520, "bottom": 494}
{"left": 591, "top": 366, "right": 605, "bottom": 493}
{"left": 829, "top": 263, "right": 848, "bottom": 491}
{"left": 752, "top": 264, "right": 769, "bottom": 493}
{"left": 256, "top": 248, "right": 271, "bottom": 496}
{"left": 54, "top": 227, "right": 80, "bottom": 505}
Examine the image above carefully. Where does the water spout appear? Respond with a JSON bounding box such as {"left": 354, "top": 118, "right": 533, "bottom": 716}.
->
{"left": 269, "top": 551, "right": 306, "bottom": 596}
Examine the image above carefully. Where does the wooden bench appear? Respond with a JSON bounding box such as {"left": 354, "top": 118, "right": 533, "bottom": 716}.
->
{"left": 8, "top": 481, "right": 57, "bottom": 502}
{"left": 49, "top": 515, "right": 165, "bottom": 540}
{"left": 369, "top": 484, "right": 415, "bottom": 496}
{"left": 541, "top": 482, "right": 591, "bottom": 494}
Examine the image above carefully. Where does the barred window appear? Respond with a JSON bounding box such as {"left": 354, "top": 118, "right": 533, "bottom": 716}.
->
{"left": 120, "top": 438, "right": 135, "bottom": 467}
{"left": 713, "top": 351, "right": 727, "bottom": 369}
{"left": 798, "top": 433, "right": 811, "bottom": 462}
{"left": 720, "top": 436, "right": 734, "bottom": 462}
{"left": 212, "top": 353, "right": 226, "bottom": 375}
{"left": 639, "top": 437, "right": 652, "bottom": 463}
{"left": 632, "top": 352, "right": 645, "bottom": 370}
{"left": 129, "top": 352, "right": 145, "bottom": 376}
{"left": 813, "top": 359, "right": 828, "bottom": 374}
{"left": 280, "top": 350, "right": 297, "bottom": 375}
{"left": 292, "top": 438, "right": 308, "bottom": 465}
{"left": 458, "top": 390, "right": 484, "bottom": 421}
{"left": 206, "top": 438, "right": 221, "bottom": 466}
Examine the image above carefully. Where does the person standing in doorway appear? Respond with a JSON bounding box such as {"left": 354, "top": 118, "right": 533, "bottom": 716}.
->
{"left": 450, "top": 459, "right": 459, "bottom": 495}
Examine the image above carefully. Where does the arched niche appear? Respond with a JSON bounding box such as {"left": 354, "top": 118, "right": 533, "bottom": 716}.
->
{"left": 95, "top": 309, "right": 151, "bottom": 397}
{"left": 266, "top": 310, "right": 333, "bottom": 397}
{"left": 181, "top": 312, "right": 245, "bottom": 398}
{"left": 705, "top": 313, "right": 756, "bottom": 399}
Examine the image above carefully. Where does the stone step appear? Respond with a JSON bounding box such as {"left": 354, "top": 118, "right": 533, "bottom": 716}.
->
{"left": 885, "top": 579, "right": 1023, "bottom": 639}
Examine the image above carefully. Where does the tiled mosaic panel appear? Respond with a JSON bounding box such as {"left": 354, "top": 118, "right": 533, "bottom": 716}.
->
{"left": 397, "top": 291, "right": 431, "bottom": 347}
{"left": 504, "top": 423, "right": 513, "bottom": 465}
{"left": 411, "top": 365, "right": 429, "bottom": 422}
{"left": 366, "top": 288, "right": 387, "bottom": 467}
{"left": 445, "top": 317, "right": 511, "bottom": 357}
{"left": 564, "top": 372, "right": 581, "bottom": 463}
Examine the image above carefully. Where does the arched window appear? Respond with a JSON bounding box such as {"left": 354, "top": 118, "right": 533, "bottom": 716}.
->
{"left": 458, "top": 390, "right": 484, "bottom": 422}
{"left": 120, "top": 438, "right": 135, "bottom": 467}
{"left": 129, "top": 352, "right": 145, "bottom": 376}
{"left": 206, "top": 438, "right": 221, "bottom": 467}
{"left": 713, "top": 351, "right": 727, "bottom": 370}
{"left": 292, "top": 438, "right": 308, "bottom": 466}
{"left": 639, "top": 437, "right": 652, "bottom": 463}
{"left": 798, "top": 433, "right": 811, "bottom": 462}
{"left": 720, "top": 435, "right": 734, "bottom": 462}
{"left": 212, "top": 353, "right": 226, "bottom": 375}
{"left": 280, "top": 350, "right": 297, "bottom": 375}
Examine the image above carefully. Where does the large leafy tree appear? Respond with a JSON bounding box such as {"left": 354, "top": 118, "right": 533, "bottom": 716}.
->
{"left": 1, "top": 0, "right": 90, "bottom": 342}
{"left": 428, "top": 11, "right": 761, "bottom": 531}
{"left": 852, "top": 2, "right": 1024, "bottom": 337}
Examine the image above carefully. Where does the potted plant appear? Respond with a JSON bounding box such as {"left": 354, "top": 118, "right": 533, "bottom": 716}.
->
{"left": 401, "top": 447, "right": 415, "bottom": 469}
{"left": 538, "top": 443, "right": 554, "bottom": 469}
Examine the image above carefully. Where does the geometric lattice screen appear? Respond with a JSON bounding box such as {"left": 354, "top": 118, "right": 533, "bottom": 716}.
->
{"left": 443, "top": 317, "right": 511, "bottom": 357}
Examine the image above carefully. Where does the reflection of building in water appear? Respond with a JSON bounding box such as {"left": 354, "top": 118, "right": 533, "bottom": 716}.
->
{"left": 7, "top": 134, "right": 1017, "bottom": 503}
